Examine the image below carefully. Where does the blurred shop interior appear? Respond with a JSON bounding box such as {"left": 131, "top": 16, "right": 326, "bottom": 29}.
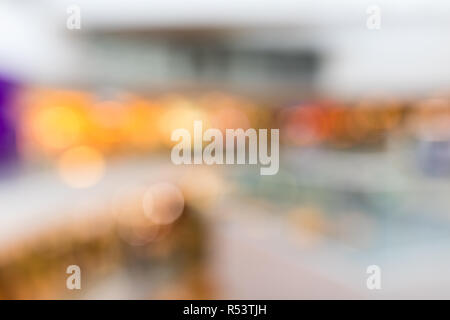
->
{"left": 0, "top": 0, "right": 450, "bottom": 299}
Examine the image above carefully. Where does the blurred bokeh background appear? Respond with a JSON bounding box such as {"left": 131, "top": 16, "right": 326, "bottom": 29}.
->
{"left": 0, "top": 0, "right": 450, "bottom": 299}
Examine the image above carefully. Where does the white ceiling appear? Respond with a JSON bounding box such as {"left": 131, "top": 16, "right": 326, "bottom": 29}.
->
{"left": 0, "top": 0, "right": 449, "bottom": 96}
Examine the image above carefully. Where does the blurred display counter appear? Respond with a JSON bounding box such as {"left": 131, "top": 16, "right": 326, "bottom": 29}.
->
{"left": 0, "top": 156, "right": 211, "bottom": 299}
{"left": 2, "top": 144, "right": 450, "bottom": 298}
